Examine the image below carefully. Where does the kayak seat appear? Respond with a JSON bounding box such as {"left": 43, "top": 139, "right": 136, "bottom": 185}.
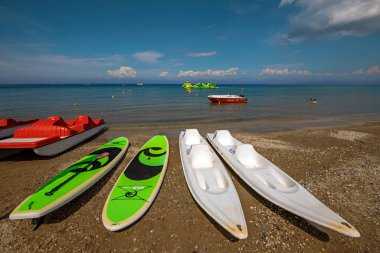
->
{"left": 190, "top": 144, "right": 214, "bottom": 169}
{"left": 190, "top": 144, "right": 229, "bottom": 193}
{"left": 215, "top": 130, "right": 234, "bottom": 146}
{"left": 195, "top": 168, "right": 229, "bottom": 193}
{"left": 184, "top": 129, "right": 202, "bottom": 146}
{"left": 256, "top": 168, "right": 298, "bottom": 193}
{"left": 236, "top": 144, "right": 261, "bottom": 169}
{"left": 235, "top": 144, "right": 298, "bottom": 192}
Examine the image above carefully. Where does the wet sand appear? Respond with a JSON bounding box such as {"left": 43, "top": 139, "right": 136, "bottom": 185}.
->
{"left": 0, "top": 122, "right": 379, "bottom": 252}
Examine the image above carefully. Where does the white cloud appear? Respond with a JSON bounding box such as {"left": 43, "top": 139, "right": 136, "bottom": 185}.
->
{"left": 353, "top": 66, "right": 380, "bottom": 75}
{"left": 178, "top": 67, "right": 238, "bottom": 77}
{"left": 107, "top": 66, "right": 136, "bottom": 78}
{"left": 279, "top": 0, "right": 295, "bottom": 7}
{"left": 159, "top": 71, "right": 169, "bottom": 77}
{"left": 133, "top": 51, "right": 163, "bottom": 63}
{"left": 187, "top": 51, "right": 217, "bottom": 57}
{"left": 367, "top": 65, "right": 380, "bottom": 74}
{"left": 260, "top": 68, "right": 310, "bottom": 76}
{"left": 353, "top": 68, "right": 365, "bottom": 75}
{"left": 270, "top": 32, "right": 301, "bottom": 46}
{"left": 280, "top": 0, "right": 380, "bottom": 40}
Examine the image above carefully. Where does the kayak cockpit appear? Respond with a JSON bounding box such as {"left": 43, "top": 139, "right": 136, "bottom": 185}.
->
{"left": 189, "top": 144, "right": 229, "bottom": 193}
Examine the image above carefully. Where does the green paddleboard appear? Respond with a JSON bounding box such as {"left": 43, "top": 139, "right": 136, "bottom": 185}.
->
{"left": 102, "top": 135, "right": 169, "bottom": 231}
{"left": 9, "top": 137, "right": 129, "bottom": 220}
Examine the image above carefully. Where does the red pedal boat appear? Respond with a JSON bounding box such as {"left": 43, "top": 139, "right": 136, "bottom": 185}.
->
{"left": 207, "top": 94, "right": 248, "bottom": 103}
{"left": 0, "top": 115, "right": 105, "bottom": 156}
{"left": 0, "top": 118, "right": 39, "bottom": 139}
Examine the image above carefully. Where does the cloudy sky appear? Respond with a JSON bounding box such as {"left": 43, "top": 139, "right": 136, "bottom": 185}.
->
{"left": 0, "top": 0, "right": 380, "bottom": 84}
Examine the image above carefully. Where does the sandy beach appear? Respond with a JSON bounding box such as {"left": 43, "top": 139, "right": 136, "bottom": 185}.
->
{"left": 0, "top": 122, "right": 379, "bottom": 252}
{"left": 2, "top": 0, "right": 380, "bottom": 251}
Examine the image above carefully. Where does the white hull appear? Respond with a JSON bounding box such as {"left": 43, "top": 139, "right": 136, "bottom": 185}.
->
{"left": 179, "top": 129, "right": 247, "bottom": 239}
{"left": 33, "top": 125, "right": 106, "bottom": 156}
{"left": 207, "top": 130, "right": 360, "bottom": 237}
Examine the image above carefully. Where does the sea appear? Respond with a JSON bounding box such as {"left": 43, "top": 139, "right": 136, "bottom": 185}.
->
{"left": 1, "top": 84, "right": 380, "bottom": 132}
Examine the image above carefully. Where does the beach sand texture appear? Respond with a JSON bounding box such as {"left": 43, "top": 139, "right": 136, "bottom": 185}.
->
{"left": 0, "top": 122, "right": 379, "bottom": 252}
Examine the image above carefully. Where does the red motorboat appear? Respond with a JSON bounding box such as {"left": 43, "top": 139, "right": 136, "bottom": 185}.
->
{"left": 0, "top": 118, "right": 39, "bottom": 139}
{"left": 207, "top": 94, "right": 248, "bottom": 103}
{"left": 0, "top": 115, "right": 105, "bottom": 156}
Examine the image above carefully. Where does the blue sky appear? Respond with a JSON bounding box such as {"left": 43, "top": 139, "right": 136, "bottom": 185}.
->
{"left": 0, "top": 0, "right": 380, "bottom": 84}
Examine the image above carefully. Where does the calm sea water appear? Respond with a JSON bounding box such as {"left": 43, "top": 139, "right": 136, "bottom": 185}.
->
{"left": 1, "top": 84, "right": 380, "bottom": 130}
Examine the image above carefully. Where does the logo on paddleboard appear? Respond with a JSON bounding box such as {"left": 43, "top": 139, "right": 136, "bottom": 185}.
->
{"left": 43, "top": 147, "right": 121, "bottom": 197}
{"left": 124, "top": 146, "right": 166, "bottom": 180}
{"left": 121, "top": 186, "right": 147, "bottom": 190}
{"left": 111, "top": 185, "right": 152, "bottom": 202}
{"left": 28, "top": 201, "right": 34, "bottom": 210}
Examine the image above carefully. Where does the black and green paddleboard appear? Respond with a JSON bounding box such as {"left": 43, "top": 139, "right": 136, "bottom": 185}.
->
{"left": 102, "top": 135, "right": 169, "bottom": 231}
{"left": 9, "top": 137, "right": 129, "bottom": 220}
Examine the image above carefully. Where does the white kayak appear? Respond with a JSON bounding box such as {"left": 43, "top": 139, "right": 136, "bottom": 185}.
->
{"left": 206, "top": 130, "right": 360, "bottom": 238}
{"left": 179, "top": 129, "right": 247, "bottom": 239}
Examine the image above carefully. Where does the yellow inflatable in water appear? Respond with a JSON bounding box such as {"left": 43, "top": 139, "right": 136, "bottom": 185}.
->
{"left": 181, "top": 81, "right": 217, "bottom": 89}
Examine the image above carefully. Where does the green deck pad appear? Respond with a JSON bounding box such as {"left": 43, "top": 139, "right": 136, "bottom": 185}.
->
{"left": 17, "top": 137, "right": 128, "bottom": 212}
{"left": 106, "top": 135, "right": 168, "bottom": 223}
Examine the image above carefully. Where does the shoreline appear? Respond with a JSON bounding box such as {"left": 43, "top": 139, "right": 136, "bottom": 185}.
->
{"left": 1, "top": 122, "right": 379, "bottom": 252}
{"left": 107, "top": 114, "right": 380, "bottom": 137}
